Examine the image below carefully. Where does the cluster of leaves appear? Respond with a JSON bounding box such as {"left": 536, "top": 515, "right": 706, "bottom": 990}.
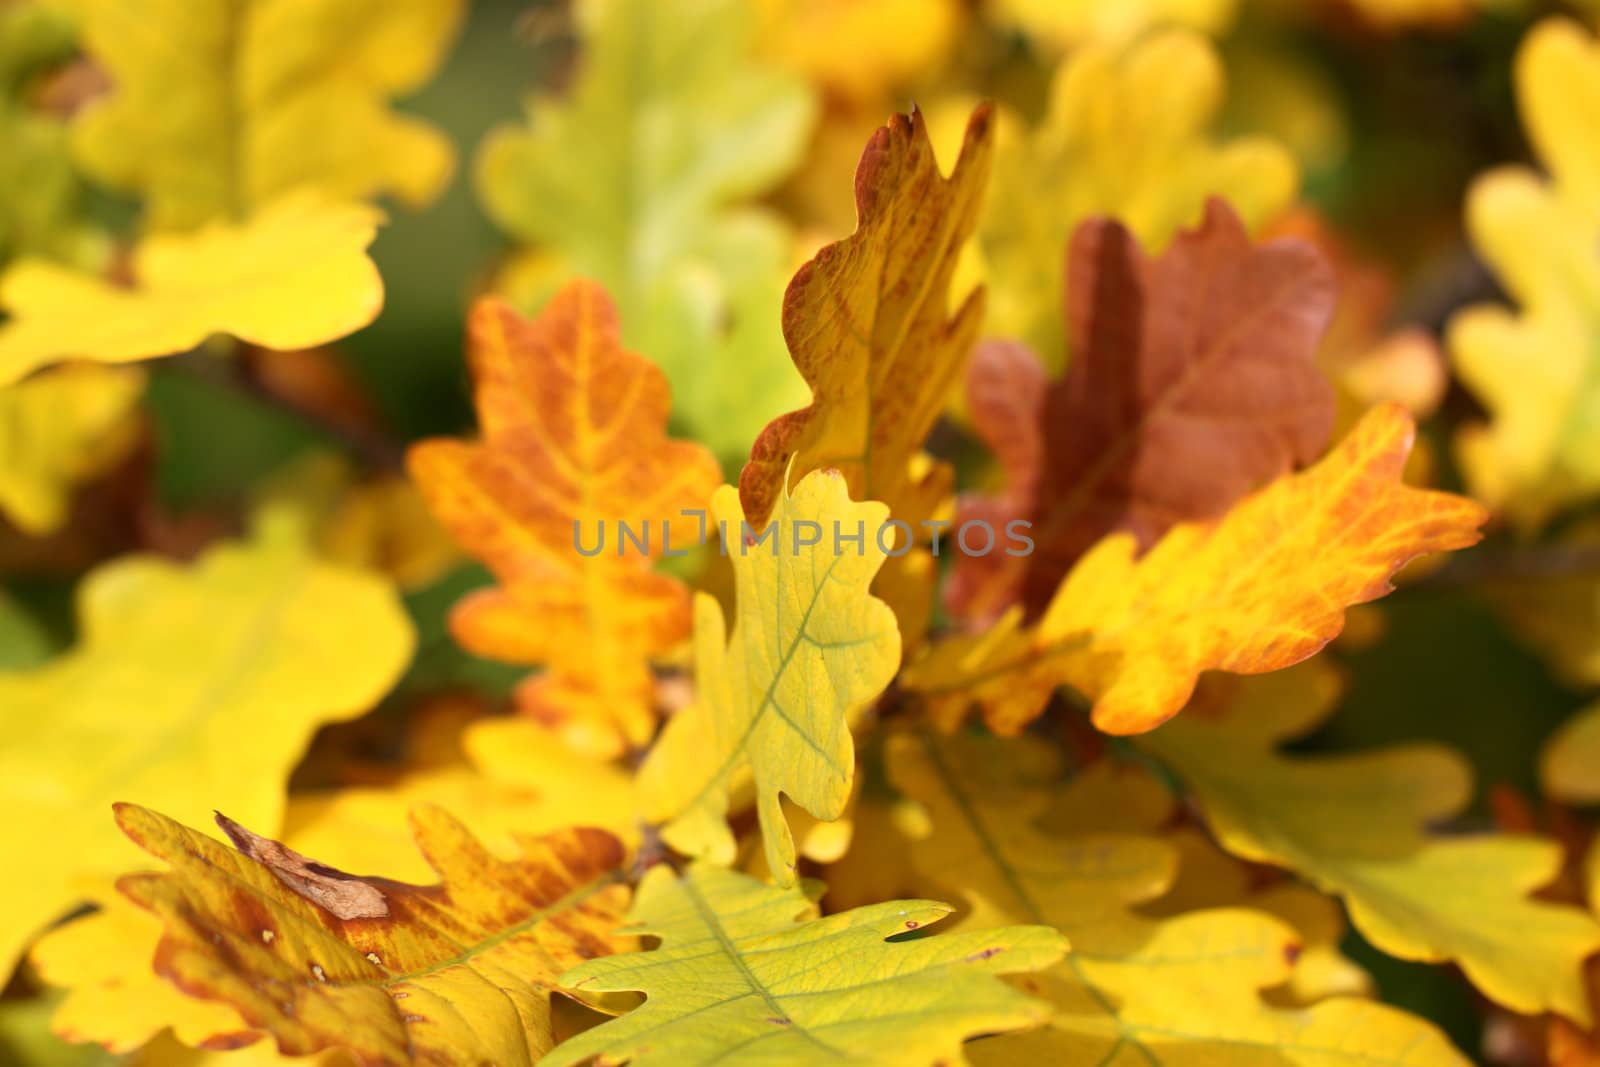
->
{"left": 4, "top": 0, "right": 1600, "bottom": 1065}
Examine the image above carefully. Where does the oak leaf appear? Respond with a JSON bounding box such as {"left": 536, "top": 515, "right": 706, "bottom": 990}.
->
{"left": 1544, "top": 704, "right": 1600, "bottom": 806}
{"left": 887, "top": 730, "right": 1468, "bottom": 1066}
{"left": 64, "top": 0, "right": 463, "bottom": 231}
{"left": 30, "top": 717, "right": 633, "bottom": 1059}
{"left": 409, "top": 284, "right": 721, "bottom": 756}
{"left": 738, "top": 104, "right": 994, "bottom": 532}
{"left": 0, "top": 514, "right": 413, "bottom": 977}
{"left": 0, "top": 362, "right": 144, "bottom": 535}
{"left": 476, "top": 0, "right": 814, "bottom": 465}
{"left": 980, "top": 30, "right": 1298, "bottom": 363}
{"left": 542, "top": 862, "right": 1066, "bottom": 1067}
{"left": 114, "top": 805, "right": 630, "bottom": 1066}
{"left": 907, "top": 404, "right": 1486, "bottom": 734}
{"left": 1449, "top": 18, "right": 1600, "bottom": 529}
{"left": 638, "top": 470, "right": 900, "bottom": 885}
{"left": 753, "top": 0, "right": 962, "bottom": 103}
{"left": 986, "top": 0, "right": 1235, "bottom": 51}
{"left": 1141, "top": 661, "right": 1600, "bottom": 1022}
{"left": 0, "top": 195, "right": 384, "bottom": 386}
{"left": 949, "top": 198, "right": 1338, "bottom": 622}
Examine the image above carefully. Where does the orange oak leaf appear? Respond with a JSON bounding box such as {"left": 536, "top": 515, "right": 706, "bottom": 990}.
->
{"left": 907, "top": 404, "right": 1487, "bottom": 735}
{"left": 947, "top": 199, "right": 1338, "bottom": 624}
{"left": 738, "top": 104, "right": 994, "bottom": 530}
{"left": 114, "top": 804, "right": 630, "bottom": 1066}
{"left": 409, "top": 283, "right": 720, "bottom": 756}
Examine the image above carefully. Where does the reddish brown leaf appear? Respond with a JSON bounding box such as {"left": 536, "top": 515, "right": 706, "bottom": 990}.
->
{"left": 949, "top": 198, "right": 1338, "bottom": 622}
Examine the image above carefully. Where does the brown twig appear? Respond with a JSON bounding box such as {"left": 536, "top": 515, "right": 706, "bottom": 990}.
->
{"left": 167, "top": 347, "right": 406, "bottom": 472}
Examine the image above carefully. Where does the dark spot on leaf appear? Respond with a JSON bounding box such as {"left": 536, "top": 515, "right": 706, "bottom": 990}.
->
{"left": 964, "top": 946, "right": 1002, "bottom": 962}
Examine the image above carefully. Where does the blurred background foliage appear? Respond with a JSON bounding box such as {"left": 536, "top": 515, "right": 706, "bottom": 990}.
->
{"left": 3, "top": 0, "right": 1600, "bottom": 1060}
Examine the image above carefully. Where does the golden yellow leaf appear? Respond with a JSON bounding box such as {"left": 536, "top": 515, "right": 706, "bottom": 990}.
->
{"left": 638, "top": 470, "right": 901, "bottom": 885}
{"left": 65, "top": 0, "right": 463, "bottom": 231}
{"left": 543, "top": 862, "right": 1066, "bottom": 1067}
{"left": 1142, "top": 661, "right": 1600, "bottom": 1023}
{"left": 980, "top": 29, "right": 1298, "bottom": 363}
{"left": 1152, "top": 828, "right": 1374, "bottom": 1005}
{"left": 1449, "top": 18, "right": 1600, "bottom": 529}
{"left": 283, "top": 718, "right": 640, "bottom": 879}
{"left": 888, "top": 729, "right": 1468, "bottom": 1065}
{"left": 986, "top": 0, "right": 1236, "bottom": 51}
{"left": 0, "top": 513, "right": 413, "bottom": 976}
{"left": 0, "top": 362, "right": 143, "bottom": 535}
{"left": 255, "top": 452, "right": 458, "bottom": 592}
{"left": 409, "top": 285, "right": 721, "bottom": 756}
{"left": 114, "top": 805, "right": 630, "bottom": 1066}
{"left": 906, "top": 404, "right": 1485, "bottom": 735}
{"left": 30, "top": 882, "right": 254, "bottom": 1056}
{"left": 1544, "top": 704, "right": 1600, "bottom": 806}
{"left": 754, "top": 0, "right": 962, "bottom": 102}
{"left": 739, "top": 105, "right": 993, "bottom": 532}
{"left": 0, "top": 195, "right": 384, "bottom": 386}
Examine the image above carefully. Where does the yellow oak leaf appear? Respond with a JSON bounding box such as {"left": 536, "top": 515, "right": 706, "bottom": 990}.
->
{"left": 980, "top": 29, "right": 1297, "bottom": 364}
{"left": 739, "top": 105, "right": 992, "bottom": 532}
{"left": 30, "top": 717, "right": 632, "bottom": 1060}
{"left": 754, "top": 0, "right": 962, "bottom": 103}
{"left": 638, "top": 470, "right": 901, "bottom": 885}
{"left": 0, "top": 195, "right": 384, "bottom": 386}
{"left": 113, "top": 805, "right": 630, "bottom": 1066}
{"left": 283, "top": 718, "right": 640, "bottom": 879}
{"left": 0, "top": 362, "right": 143, "bottom": 535}
{"left": 904, "top": 404, "right": 1486, "bottom": 735}
{"left": 986, "top": 0, "right": 1237, "bottom": 51}
{"left": 542, "top": 862, "right": 1066, "bottom": 1067}
{"left": 1141, "top": 661, "right": 1600, "bottom": 1023}
{"left": 30, "top": 881, "right": 256, "bottom": 1056}
{"left": 1544, "top": 704, "right": 1600, "bottom": 806}
{"left": 476, "top": 0, "right": 815, "bottom": 466}
{"left": 888, "top": 729, "right": 1467, "bottom": 1066}
{"left": 1152, "top": 828, "right": 1375, "bottom": 1005}
{"left": 255, "top": 452, "right": 458, "bottom": 592}
{"left": 1449, "top": 18, "right": 1600, "bottom": 529}
{"left": 0, "top": 513, "right": 413, "bottom": 978}
{"left": 408, "top": 285, "right": 721, "bottom": 757}
{"left": 63, "top": 0, "right": 463, "bottom": 231}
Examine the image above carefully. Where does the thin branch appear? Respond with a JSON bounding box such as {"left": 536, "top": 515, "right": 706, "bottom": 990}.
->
{"left": 167, "top": 348, "right": 406, "bottom": 472}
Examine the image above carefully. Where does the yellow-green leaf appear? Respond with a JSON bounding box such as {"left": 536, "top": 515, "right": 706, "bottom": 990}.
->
{"left": 889, "top": 729, "right": 1470, "bottom": 1066}
{"left": 1141, "top": 661, "right": 1600, "bottom": 1023}
{"left": 638, "top": 470, "right": 901, "bottom": 885}
{"left": 476, "top": 0, "right": 815, "bottom": 465}
{"left": 542, "top": 862, "right": 1066, "bottom": 1067}
{"left": 0, "top": 362, "right": 144, "bottom": 535}
{"left": 65, "top": 0, "right": 463, "bottom": 231}
{"left": 1449, "top": 18, "right": 1600, "bottom": 528}
{"left": 0, "top": 195, "right": 383, "bottom": 385}
{"left": 0, "top": 513, "right": 413, "bottom": 977}
{"left": 114, "top": 805, "right": 629, "bottom": 1066}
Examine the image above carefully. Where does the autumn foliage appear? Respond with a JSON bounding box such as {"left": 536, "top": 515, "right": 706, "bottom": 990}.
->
{"left": 5, "top": 1, "right": 1600, "bottom": 1066}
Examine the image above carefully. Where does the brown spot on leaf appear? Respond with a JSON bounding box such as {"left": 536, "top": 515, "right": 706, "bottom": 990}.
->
{"left": 215, "top": 811, "right": 389, "bottom": 920}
